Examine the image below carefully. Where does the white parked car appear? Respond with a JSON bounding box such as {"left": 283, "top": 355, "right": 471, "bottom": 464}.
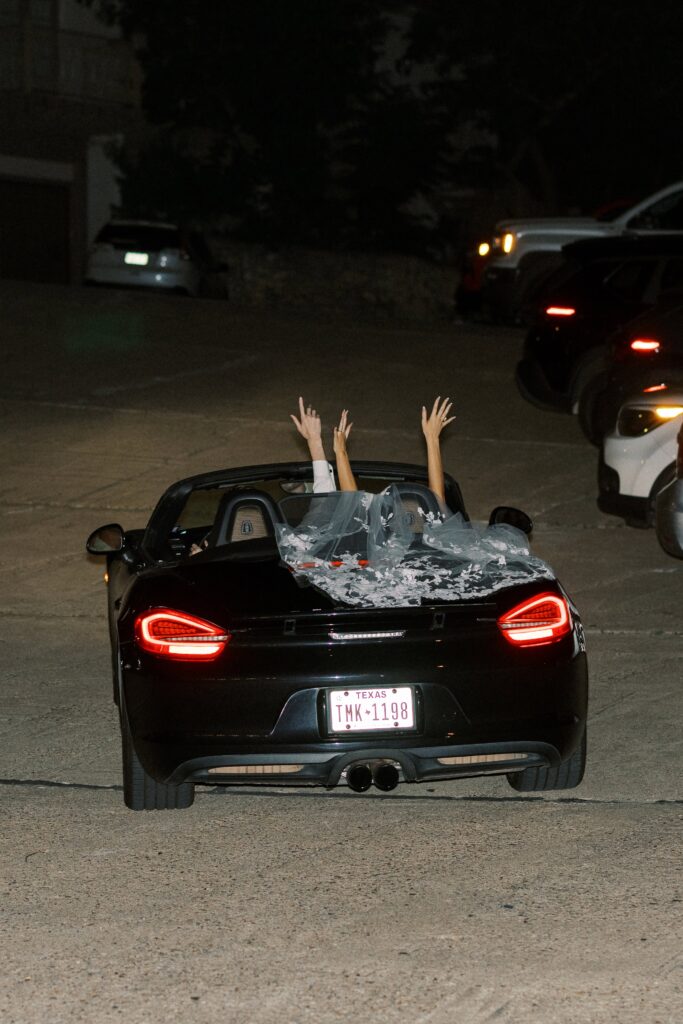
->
{"left": 481, "top": 181, "right": 683, "bottom": 319}
{"left": 85, "top": 221, "right": 218, "bottom": 296}
{"left": 598, "top": 386, "right": 683, "bottom": 527}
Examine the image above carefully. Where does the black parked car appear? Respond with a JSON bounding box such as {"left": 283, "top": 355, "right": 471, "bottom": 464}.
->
{"left": 87, "top": 461, "right": 588, "bottom": 811}
{"left": 580, "top": 302, "right": 683, "bottom": 443}
{"left": 516, "top": 235, "right": 683, "bottom": 418}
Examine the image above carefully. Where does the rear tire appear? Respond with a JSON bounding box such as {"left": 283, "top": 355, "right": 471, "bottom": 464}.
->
{"left": 506, "top": 727, "right": 586, "bottom": 792}
{"left": 121, "top": 709, "right": 194, "bottom": 811}
{"left": 577, "top": 373, "right": 610, "bottom": 445}
{"left": 646, "top": 462, "right": 678, "bottom": 527}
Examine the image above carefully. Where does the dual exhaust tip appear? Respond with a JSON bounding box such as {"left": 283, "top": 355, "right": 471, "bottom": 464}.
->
{"left": 346, "top": 762, "right": 399, "bottom": 793}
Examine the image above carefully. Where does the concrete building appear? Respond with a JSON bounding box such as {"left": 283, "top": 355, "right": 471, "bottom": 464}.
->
{"left": 0, "top": 0, "right": 142, "bottom": 283}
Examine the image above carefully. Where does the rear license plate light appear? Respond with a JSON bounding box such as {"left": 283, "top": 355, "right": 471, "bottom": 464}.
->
{"left": 327, "top": 686, "right": 415, "bottom": 733}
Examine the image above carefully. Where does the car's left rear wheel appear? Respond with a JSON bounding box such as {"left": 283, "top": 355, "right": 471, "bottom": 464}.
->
{"left": 121, "top": 709, "right": 194, "bottom": 811}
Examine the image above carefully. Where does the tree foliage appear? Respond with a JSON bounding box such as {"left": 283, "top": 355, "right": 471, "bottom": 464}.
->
{"left": 87, "top": 0, "right": 683, "bottom": 252}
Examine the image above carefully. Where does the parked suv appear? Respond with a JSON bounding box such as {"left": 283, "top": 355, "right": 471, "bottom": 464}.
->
{"left": 85, "top": 221, "right": 219, "bottom": 296}
{"left": 481, "top": 181, "right": 683, "bottom": 320}
{"left": 515, "top": 235, "right": 683, "bottom": 417}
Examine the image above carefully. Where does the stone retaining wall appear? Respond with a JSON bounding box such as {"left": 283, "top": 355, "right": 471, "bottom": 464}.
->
{"left": 210, "top": 239, "right": 457, "bottom": 323}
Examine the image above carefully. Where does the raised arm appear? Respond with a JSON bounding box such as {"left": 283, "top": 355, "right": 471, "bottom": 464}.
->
{"left": 290, "top": 397, "right": 336, "bottom": 492}
{"left": 333, "top": 409, "right": 358, "bottom": 492}
{"left": 421, "top": 396, "right": 455, "bottom": 508}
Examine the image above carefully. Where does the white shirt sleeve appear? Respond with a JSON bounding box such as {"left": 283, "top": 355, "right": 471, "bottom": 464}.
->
{"left": 312, "top": 460, "right": 337, "bottom": 493}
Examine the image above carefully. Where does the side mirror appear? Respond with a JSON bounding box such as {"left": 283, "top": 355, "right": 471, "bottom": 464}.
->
{"left": 86, "top": 523, "right": 125, "bottom": 555}
{"left": 488, "top": 506, "right": 533, "bottom": 535}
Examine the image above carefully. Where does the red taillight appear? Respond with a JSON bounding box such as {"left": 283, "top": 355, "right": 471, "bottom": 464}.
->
{"left": 630, "top": 338, "right": 660, "bottom": 353}
{"left": 545, "top": 305, "right": 576, "bottom": 317}
{"left": 135, "top": 609, "right": 229, "bottom": 661}
{"left": 643, "top": 383, "right": 667, "bottom": 393}
{"left": 497, "top": 593, "right": 571, "bottom": 647}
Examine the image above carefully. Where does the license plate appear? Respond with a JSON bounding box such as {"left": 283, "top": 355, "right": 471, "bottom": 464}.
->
{"left": 124, "top": 251, "right": 149, "bottom": 266}
{"left": 328, "top": 686, "right": 415, "bottom": 733}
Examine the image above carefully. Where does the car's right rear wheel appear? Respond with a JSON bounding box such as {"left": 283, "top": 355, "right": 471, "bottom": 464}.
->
{"left": 121, "top": 708, "right": 194, "bottom": 811}
{"left": 506, "top": 727, "right": 586, "bottom": 792}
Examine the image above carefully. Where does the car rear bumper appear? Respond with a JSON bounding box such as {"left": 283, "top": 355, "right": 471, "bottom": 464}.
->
{"left": 173, "top": 739, "right": 564, "bottom": 788}
{"left": 124, "top": 652, "right": 588, "bottom": 785}
{"left": 515, "top": 357, "right": 572, "bottom": 412}
{"left": 85, "top": 266, "right": 197, "bottom": 293}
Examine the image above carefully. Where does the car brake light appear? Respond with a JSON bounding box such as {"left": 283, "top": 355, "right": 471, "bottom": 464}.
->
{"left": 630, "top": 338, "right": 660, "bottom": 352}
{"left": 643, "top": 383, "right": 667, "bottom": 392}
{"left": 135, "top": 609, "right": 229, "bottom": 660}
{"left": 497, "top": 593, "right": 571, "bottom": 647}
{"left": 545, "top": 306, "right": 576, "bottom": 317}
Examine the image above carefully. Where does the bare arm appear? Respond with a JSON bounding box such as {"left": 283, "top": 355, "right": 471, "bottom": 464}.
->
{"left": 421, "top": 396, "right": 455, "bottom": 507}
{"left": 333, "top": 409, "right": 358, "bottom": 491}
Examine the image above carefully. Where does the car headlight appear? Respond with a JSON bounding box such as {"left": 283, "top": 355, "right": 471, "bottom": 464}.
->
{"left": 477, "top": 241, "right": 491, "bottom": 256}
{"left": 655, "top": 405, "right": 683, "bottom": 420}
{"left": 618, "top": 405, "right": 683, "bottom": 436}
{"left": 491, "top": 232, "right": 516, "bottom": 254}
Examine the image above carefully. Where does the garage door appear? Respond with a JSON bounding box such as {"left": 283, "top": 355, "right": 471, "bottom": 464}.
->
{"left": 0, "top": 177, "right": 70, "bottom": 283}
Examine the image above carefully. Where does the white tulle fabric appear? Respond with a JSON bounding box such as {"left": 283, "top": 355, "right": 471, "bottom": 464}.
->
{"left": 274, "top": 488, "right": 553, "bottom": 607}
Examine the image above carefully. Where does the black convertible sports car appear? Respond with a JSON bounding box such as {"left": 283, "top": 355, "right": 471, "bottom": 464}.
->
{"left": 87, "top": 461, "right": 588, "bottom": 810}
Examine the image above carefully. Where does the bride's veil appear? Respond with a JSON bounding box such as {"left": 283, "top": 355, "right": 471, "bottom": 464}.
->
{"left": 275, "top": 487, "right": 552, "bottom": 607}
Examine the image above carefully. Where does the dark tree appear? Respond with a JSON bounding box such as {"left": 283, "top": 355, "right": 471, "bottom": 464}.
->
{"left": 89, "top": 1, "right": 396, "bottom": 242}
{"left": 85, "top": 0, "right": 683, "bottom": 251}
{"left": 407, "top": 0, "right": 683, "bottom": 212}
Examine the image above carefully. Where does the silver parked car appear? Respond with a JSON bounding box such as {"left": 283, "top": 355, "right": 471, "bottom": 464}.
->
{"left": 85, "top": 220, "right": 218, "bottom": 296}
{"left": 655, "top": 418, "right": 683, "bottom": 558}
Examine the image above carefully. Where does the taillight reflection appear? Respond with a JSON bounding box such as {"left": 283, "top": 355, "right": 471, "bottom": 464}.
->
{"left": 497, "top": 593, "right": 571, "bottom": 647}
{"left": 135, "top": 609, "right": 229, "bottom": 660}
{"left": 545, "top": 306, "right": 576, "bottom": 317}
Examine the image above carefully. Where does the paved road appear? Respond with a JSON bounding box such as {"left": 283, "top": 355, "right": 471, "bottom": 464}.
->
{"left": 1, "top": 281, "right": 681, "bottom": 1023}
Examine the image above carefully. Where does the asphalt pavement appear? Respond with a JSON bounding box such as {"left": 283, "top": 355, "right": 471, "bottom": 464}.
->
{"left": 1, "top": 281, "right": 681, "bottom": 1023}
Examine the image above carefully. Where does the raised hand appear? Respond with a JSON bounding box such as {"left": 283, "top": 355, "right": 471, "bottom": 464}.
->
{"left": 291, "top": 396, "right": 323, "bottom": 442}
{"left": 421, "top": 396, "right": 455, "bottom": 443}
{"left": 333, "top": 408, "right": 357, "bottom": 491}
{"left": 333, "top": 408, "right": 353, "bottom": 457}
{"left": 290, "top": 396, "right": 325, "bottom": 460}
